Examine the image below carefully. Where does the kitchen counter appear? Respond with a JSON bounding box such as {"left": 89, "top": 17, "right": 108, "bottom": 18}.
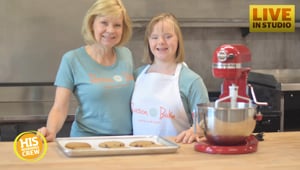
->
{"left": 1, "top": 131, "right": 300, "bottom": 170}
{"left": 251, "top": 69, "right": 300, "bottom": 91}
{"left": 0, "top": 101, "right": 76, "bottom": 123}
{"left": 250, "top": 69, "right": 300, "bottom": 131}
{"left": 0, "top": 100, "right": 76, "bottom": 140}
{"left": 0, "top": 85, "right": 77, "bottom": 123}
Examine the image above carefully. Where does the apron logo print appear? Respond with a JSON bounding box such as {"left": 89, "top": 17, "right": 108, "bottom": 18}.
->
{"left": 132, "top": 103, "right": 148, "bottom": 116}
{"left": 160, "top": 106, "right": 175, "bottom": 120}
{"left": 149, "top": 108, "right": 158, "bottom": 117}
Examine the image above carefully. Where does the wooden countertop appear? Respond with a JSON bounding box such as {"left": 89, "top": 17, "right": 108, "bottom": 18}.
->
{"left": 1, "top": 132, "right": 300, "bottom": 170}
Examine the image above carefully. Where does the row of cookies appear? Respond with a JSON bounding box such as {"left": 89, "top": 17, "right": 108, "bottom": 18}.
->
{"left": 65, "top": 140, "right": 162, "bottom": 150}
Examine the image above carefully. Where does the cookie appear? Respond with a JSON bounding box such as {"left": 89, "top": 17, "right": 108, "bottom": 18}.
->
{"left": 129, "top": 140, "right": 161, "bottom": 147}
{"left": 98, "top": 141, "right": 125, "bottom": 148}
{"left": 65, "top": 142, "right": 92, "bottom": 149}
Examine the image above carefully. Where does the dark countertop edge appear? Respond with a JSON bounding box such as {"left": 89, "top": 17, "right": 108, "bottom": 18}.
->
{"left": 132, "top": 18, "right": 300, "bottom": 28}
{"left": 281, "top": 83, "right": 300, "bottom": 91}
{"left": 0, "top": 82, "right": 54, "bottom": 87}
{"left": 0, "top": 114, "right": 74, "bottom": 123}
{"left": 208, "top": 83, "right": 300, "bottom": 92}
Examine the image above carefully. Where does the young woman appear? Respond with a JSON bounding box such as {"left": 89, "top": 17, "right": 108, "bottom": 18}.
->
{"left": 131, "top": 13, "right": 209, "bottom": 144}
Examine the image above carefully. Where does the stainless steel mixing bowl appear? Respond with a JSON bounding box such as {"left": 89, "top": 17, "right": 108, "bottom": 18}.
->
{"left": 196, "top": 102, "right": 258, "bottom": 146}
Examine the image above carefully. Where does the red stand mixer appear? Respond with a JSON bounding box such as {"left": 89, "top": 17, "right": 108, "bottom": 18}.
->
{"left": 194, "top": 44, "right": 267, "bottom": 154}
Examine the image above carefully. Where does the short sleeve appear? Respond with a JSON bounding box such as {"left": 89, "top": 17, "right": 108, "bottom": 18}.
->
{"left": 54, "top": 51, "right": 75, "bottom": 91}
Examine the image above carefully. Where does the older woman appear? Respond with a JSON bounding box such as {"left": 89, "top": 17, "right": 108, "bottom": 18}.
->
{"left": 38, "top": 0, "right": 134, "bottom": 142}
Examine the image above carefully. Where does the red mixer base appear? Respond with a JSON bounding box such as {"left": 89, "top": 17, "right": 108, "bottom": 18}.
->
{"left": 194, "top": 135, "right": 258, "bottom": 154}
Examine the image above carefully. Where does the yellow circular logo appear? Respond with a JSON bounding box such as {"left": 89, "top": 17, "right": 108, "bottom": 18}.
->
{"left": 13, "top": 131, "right": 48, "bottom": 162}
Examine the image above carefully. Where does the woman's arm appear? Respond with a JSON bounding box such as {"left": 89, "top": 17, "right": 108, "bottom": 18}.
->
{"left": 38, "top": 87, "right": 72, "bottom": 142}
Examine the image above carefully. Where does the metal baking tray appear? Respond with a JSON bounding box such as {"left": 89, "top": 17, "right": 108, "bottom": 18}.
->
{"left": 56, "top": 135, "right": 180, "bottom": 157}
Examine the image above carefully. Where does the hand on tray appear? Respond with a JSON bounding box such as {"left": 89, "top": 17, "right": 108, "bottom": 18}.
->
{"left": 174, "top": 127, "right": 203, "bottom": 144}
{"left": 38, "top": 127, "right": 56, "bottom": 142}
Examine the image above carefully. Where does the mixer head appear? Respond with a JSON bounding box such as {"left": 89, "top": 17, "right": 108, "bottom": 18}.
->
{"left": 212, "top": 44, "right": 252, "bottom": 104}
{"left": 212, "top": 44, "right": 251, "bottom": 80}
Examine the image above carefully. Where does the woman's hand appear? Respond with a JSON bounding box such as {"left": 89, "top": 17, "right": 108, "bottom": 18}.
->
{"left": 174, "top": 127, "right": 203, "bottom": 144}
{"left": 37, "top": 127, "right": 56, "bottom": 142}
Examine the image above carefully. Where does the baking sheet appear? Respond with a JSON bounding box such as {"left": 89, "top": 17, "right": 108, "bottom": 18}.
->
{"left": 56, "top": 135, "right": 180, "bottom": 157}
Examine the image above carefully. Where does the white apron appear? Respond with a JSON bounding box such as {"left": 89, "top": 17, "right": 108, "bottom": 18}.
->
{"left": 131, "top": 63, "right": 190, "bottom": 136}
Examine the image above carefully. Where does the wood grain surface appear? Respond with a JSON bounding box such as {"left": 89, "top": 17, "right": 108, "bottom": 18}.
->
{"left": 1, "top": 132, "right": 300, "bottom": 170}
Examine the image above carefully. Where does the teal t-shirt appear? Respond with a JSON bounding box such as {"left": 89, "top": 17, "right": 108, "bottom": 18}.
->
{"left": 134, "top": 63, "right": 209, "bottom": 125}
{"left": 55, "top": 46, "right": 134, "bottom": 137}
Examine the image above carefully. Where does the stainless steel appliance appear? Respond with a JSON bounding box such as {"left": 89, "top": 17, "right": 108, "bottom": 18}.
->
{"left": 250, "top": 69, "right": 300, "bottom": 131}
{"left": 0, "top": 85, "right": 77, "bottom": 141}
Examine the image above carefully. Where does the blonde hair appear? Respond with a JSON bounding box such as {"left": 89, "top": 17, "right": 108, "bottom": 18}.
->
{"left": 143, "top": 13, "right": 185, "bottom": 64}
{"left": 81, "top": 0, "right": 132, "bottom": 46}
